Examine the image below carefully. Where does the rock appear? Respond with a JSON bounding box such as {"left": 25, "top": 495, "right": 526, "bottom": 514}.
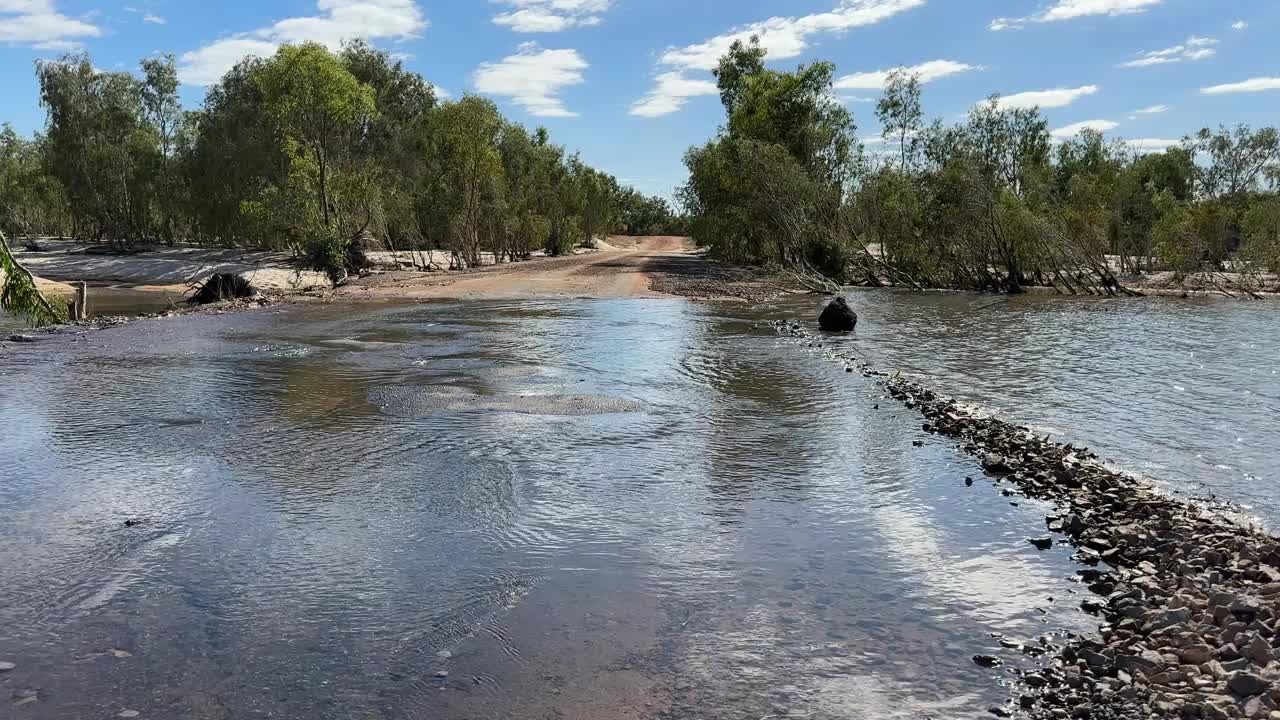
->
{"left": 1081, "top": 598, "right": 1106, "bottom": 615}
{"left": 973, "top": 654, "right": 1003, "bottom": 668}
{"left": 1247, "top": 634, "right": 1274, "bottom": 665}
{"left": 1223, "top": 657, "right": 1249, "bottom": 672}
{"left": 6, "top": 334, "right": 35, "bottom": 343}
{"left": 118, "top": 711, "right": 140, "bottom": 718}
{"left": 1179, "top": 645, "right": 1216, "bottom": 665}
{"left": 1082, "top": 649, "right": 1109, "bottom": 667}
{"left": 1116, "top": 651, "right": 1163, "bottom": 675}
{"left": 435, "top": 670, "right": 449, "bottom": 678}
{"left": 436, "top": 650, "right": 452, "bottom": 659}
{"left": 110, "top": 648, "right": 132, "bottom": 658}
{"left": 988, "top": 707, "right": 1013, "bottom": 718}
{"left": 818, "top": 297, "right": 857, "bottom": 332}
{"left": 1029, "top": 537, "right": 1055, "bottom": 551}
{"left": 1145, "top": 608, "right": 1190, "bottom": 632}
{"left": 0, "top": 662, "right": 14, "bottom": 672}
{"left": 1229, "top": 672, "right": 1272, "bottom": 697}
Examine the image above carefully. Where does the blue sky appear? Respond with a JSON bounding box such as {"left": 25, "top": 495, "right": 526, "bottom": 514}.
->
{"left": 2, "top": 0, "right": 1278, "bottom": 198}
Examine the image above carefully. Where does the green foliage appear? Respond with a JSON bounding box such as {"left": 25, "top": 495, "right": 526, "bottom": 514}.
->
{"left": 681, "top": 36, "right": 854, "bottom": 277}
{"left": 6, "top": 42, "right": 652, "bottom": 280}
{"left": 0, "top": 230, "right": 66, "bottom": 326}
{"left": 683, "top": 40, "right": 1279, "bottom": 293}
{"left": 1242, "top": 198, "right": 1280, "bottom": 272}
{"left": 256, "top": 43, "right": 377, "bottom": 230}
{"left": 301, "top": 226, "right": 351, "bottom": 285}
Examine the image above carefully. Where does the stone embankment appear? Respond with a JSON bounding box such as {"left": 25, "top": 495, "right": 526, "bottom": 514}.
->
{"left": 774, "top": 319, "right": 1280, "bottom": 720}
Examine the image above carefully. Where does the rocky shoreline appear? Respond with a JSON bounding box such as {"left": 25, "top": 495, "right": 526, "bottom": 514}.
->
{"left": 774, "top": 318, "right": 1280, "bottom": 720}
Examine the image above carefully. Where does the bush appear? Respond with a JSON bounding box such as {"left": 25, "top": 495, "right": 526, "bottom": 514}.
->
{"left": 302, "top": 227, "right": 350, "bottom": 285}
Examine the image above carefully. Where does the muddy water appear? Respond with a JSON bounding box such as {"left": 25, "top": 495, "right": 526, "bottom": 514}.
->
{"left": 0, "top": 295, "right": 1270, "bottom": 719}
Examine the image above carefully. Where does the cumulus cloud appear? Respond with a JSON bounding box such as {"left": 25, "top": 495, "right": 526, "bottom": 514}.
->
{"left": 1119, "top": 35, "right": 1217, "bottom": 68}
{"left": 474, "top": 42, "right": 588, "bottom": 117}
{"left": 1231, "top": 21, "right": 1247, "bottom": 31}
{"left": 0, "top": 0, "right": 101, "bottom": 49}
{"left": 629, "top": 71, "right": 718, "bottom": 117}
{"left": 995, "top": 84, "right": 1099, "bottom": 109}
{"left": 631, "top": 0, "right": 925, "bottom": 118}
{"left": 1201, "top": 77, "right": 1280, "bottom": 95}
{"left": 991, "top": 0, "right": 1163, "bottom": 31}
{"left": 1050, "top": 119, "right": 1119, "bottom": 138}
{"left": 492, "top": 0, "right": 609, "bottom": 33}
{"left": 177, "top": 0, "right": 427, "bottom": 86}
{"left": 834, "top": 59, "right": 980, "bottom": 90}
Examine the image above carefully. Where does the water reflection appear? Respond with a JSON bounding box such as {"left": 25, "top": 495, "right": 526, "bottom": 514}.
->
{"left": 0, "top": 296, "right": 1191, "bottom": 719}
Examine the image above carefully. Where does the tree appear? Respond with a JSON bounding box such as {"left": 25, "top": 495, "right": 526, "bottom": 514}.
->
{"left": 1189, "top": 125, "right": 1280, "bottom": 201}
{"left": 1, "top": 230, "right": 65, "bottom": 326}
{"left": 877, "top": 69, "right": 923, "bottom": 173}
{"left": 256, "top": 43, "right": 377, "bottom": 230}
{"left": 37, "top": 54, "right": 156, "bottom": 245}
{"left": 430, "top": 96, "right": 505, "bottom": 267}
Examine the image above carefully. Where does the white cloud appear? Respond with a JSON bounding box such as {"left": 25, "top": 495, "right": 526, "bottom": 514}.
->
{"left": 632, "top": 0, "right": 924, "bottom": 118}
{"left": 995, "top": 84, "right": 1099, "bottom": 109}
{"left": 0, "top": 0, "right": 102, "bottom": 49}
{"left": 1051, "top": 119, "right": 1119, "bottom": 138}
{"left": 1119, "top": 35, "right": 1217, "bottom": 67}
{"left": 143, "top": 14, "right": 164, "bottom": 25}
{"left": 834, "top": 59, "right": 980, "bottom": 90}
{"left": 177, "top": 0, "right": 427, "bottom": 86}
{"left": 493, "top": 0, "right": 609, "bottom": 33}
{"left": 1132, "top": 104, "right": 1168, "bottom": 115}
{"left": 629, "top": 71, "right": 718, "bottom": 117}
{"left": 1231, "top": 21, "right": 1247, "bottom": 31}
{"left": 658, "top": 0, "right": 925, "bottom": 73}
{"left": 1123, "top": 138, "right": 1182, "bottom": 153}
{"left": 991, "top": 0, "right": 1163, "bottom": 31}
{"left": 1201, "top": 77, "right": 1280, "bottom": 95}
{"left": 473, "top": 42, "right": 587, "bottom": 117}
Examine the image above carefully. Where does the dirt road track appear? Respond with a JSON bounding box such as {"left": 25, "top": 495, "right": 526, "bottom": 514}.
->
{"left": 341, "top": 236, "right": 703, "bottom": 301}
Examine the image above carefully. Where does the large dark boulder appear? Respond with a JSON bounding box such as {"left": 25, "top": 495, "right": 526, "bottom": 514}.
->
{"left": 190, "top": 273, "right": 254, "bottom": 304}
{"left": 819, "top": 296, "right": 857, "bottom": 332}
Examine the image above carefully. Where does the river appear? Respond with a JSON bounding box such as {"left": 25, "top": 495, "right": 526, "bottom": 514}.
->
{"left": 0, "top": 293, "right": 1275, "bottom": 719}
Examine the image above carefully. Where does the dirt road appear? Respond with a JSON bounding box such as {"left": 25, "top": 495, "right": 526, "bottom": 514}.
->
{"left": 341, "top": 236, "right": 700, "bottom": 301}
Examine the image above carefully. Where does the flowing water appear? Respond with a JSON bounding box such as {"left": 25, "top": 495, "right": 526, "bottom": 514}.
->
{"left": 0, "top": 294, "right": 1275, "bottom": 719}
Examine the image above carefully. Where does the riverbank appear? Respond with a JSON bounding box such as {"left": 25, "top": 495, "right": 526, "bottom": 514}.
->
{"left": 777, "top": 317, "right": 1280, "bottom": 720}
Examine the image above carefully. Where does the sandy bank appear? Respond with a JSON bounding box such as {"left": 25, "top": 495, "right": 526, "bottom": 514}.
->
{"left": 11, "top": 240, "right": 330, "bottom": 294}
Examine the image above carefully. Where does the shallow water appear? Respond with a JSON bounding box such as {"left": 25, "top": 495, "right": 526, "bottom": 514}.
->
{"left": 0, "top": 294, "right": 1273, "bottom": 719}
{"left": 819, "top": 290, "right": 1280, "bottom": 526}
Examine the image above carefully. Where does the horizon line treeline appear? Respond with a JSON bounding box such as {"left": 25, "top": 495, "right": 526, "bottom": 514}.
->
{"left": 0, "top": 41, "right": 686, "bottom": 275}
{"left": 679, "top": 36, "right": 1280, "bottom": 294}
